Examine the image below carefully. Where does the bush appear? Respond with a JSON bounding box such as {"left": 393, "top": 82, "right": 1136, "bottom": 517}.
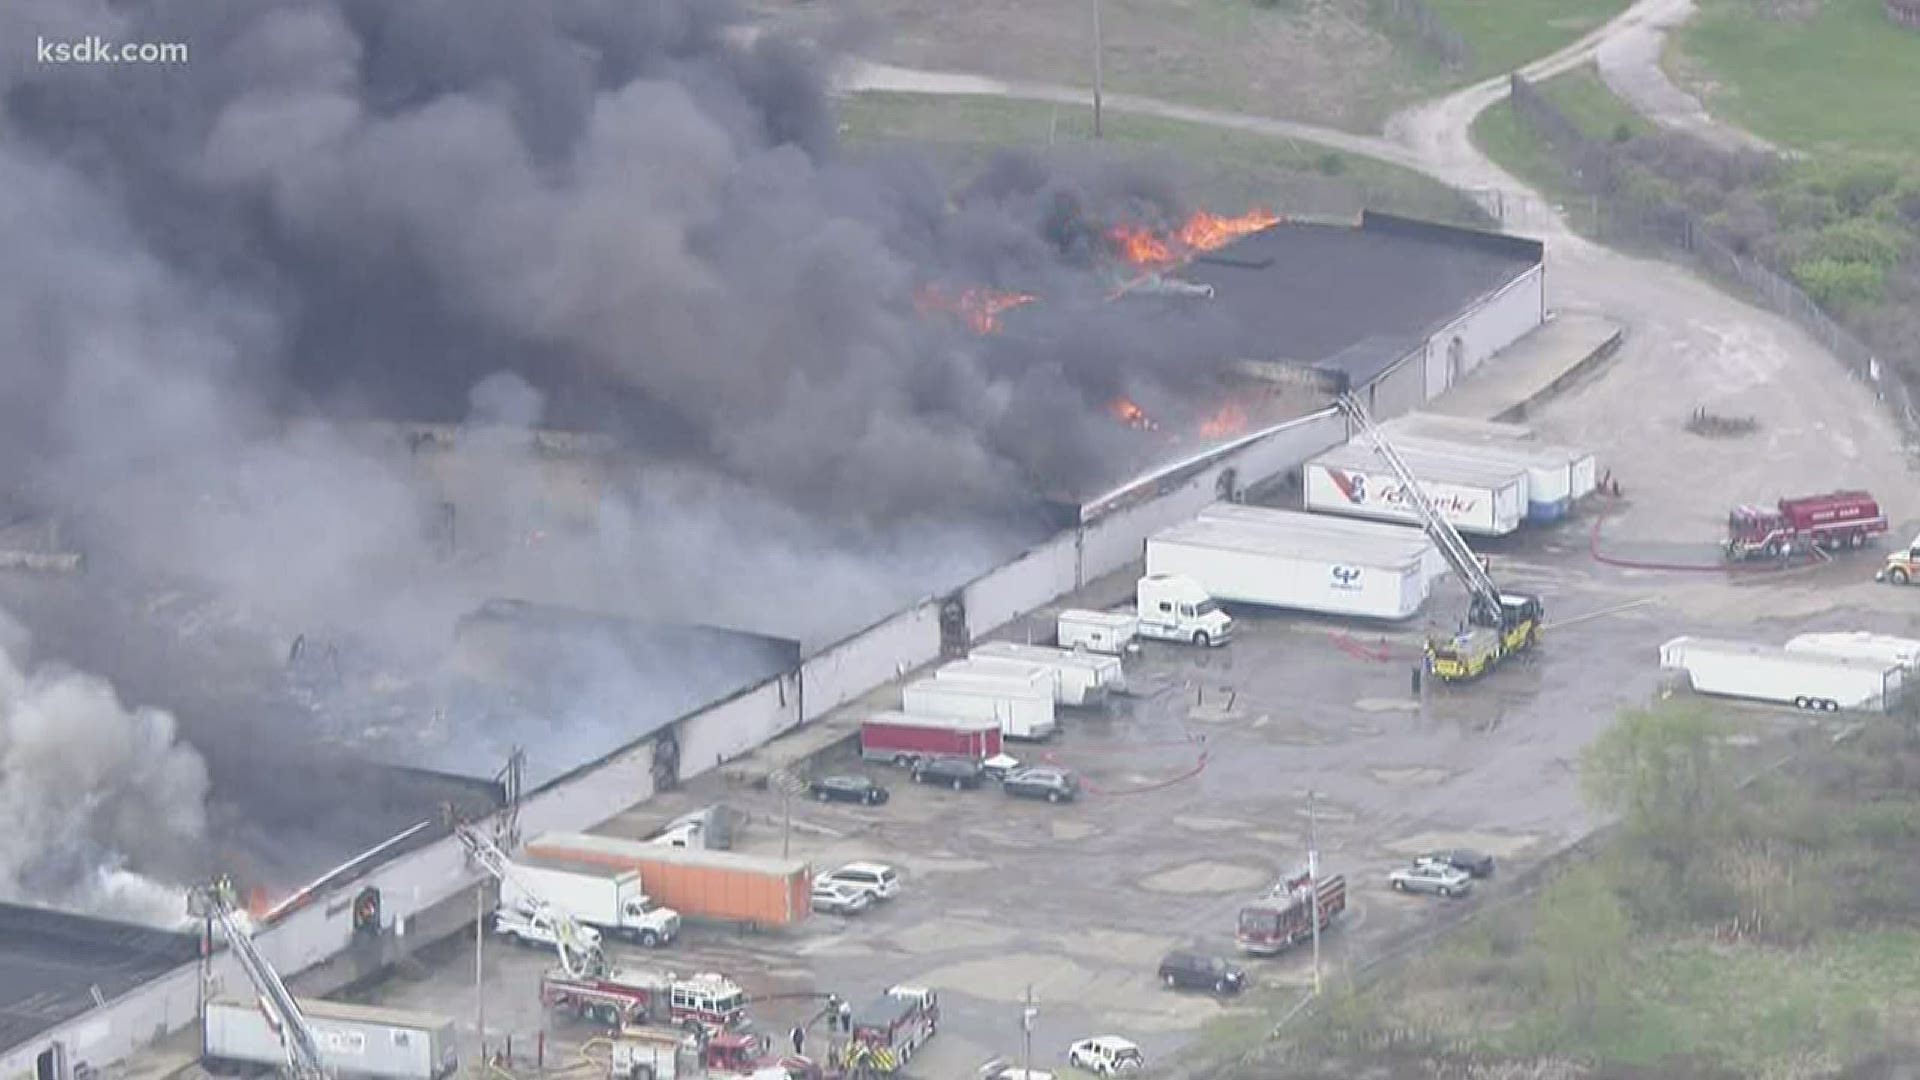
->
{"left": 1803, "top": 216, "right": 1911, "bottom": 269}
{"left": 1793, "top": 257, "right": 1886, "bottom": 307}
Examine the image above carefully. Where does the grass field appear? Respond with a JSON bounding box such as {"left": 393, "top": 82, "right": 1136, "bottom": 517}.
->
{"left": 790, "top": 0, "right": 1631, "bottom": 132}
{"left": 1672, "top": 0, "right": 1920, "bottom": 160}
{"left": 1469, "top": 63, "right": 1648, "bottom": 231}
{"left": 838, "top": 91, "right": 1491, "bottom": 224}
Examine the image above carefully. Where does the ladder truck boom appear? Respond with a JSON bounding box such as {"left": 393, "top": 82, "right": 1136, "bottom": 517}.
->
{"left": 1334, "top": 393, "right": 1544, "bottom": 682}
{"left": 190, "top": 878, "right": 330, "bottom": 1080}
{"left": 451, "top": 820, "right": 607, "bottom": 978}
{"left": 1335, "top": 393, "right": 1503, "bottom": 619}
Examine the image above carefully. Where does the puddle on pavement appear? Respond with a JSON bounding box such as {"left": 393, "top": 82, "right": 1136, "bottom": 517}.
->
{"left": 1136, "top": 860, "right": 1270, "bottom": 895}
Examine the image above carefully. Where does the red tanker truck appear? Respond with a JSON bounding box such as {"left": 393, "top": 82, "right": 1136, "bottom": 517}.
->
{"left": 1724, "top": 490, "right": 1887, "bottom": 561}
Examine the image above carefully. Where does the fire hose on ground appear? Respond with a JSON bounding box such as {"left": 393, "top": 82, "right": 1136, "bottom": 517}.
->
{"left": 1588, "top": 492, "right": 1832, "bottom": 574}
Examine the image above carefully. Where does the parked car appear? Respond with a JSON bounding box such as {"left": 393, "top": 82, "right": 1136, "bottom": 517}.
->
{"left": 981, "top": 753, "right": 1023, "bottom": 781}
{"left": 810, "top": 775, "right": 891, "bottom": 805}
{"left": 912, "top": 756, "right": 986, "bottom": 789}
{"left": 1002, "top": 766, "right": 1080, "bottom": 803}
{"left": 821, "top": 861, "right": 902, "bottom": 901}
{"left": 1419, "top": 849, "right": 1496, "bottom": 878}
{"left": 1067, "top": 1036, "right": 1143, "bottom": 1076}
{"left": 1388, "top": 861, "right": 1473, "bottom": 898}
{"left": 810, "top": 880, "right": 874, "bottom": 916}
{"left": 1157, "top": 949, "right": 1247, "bottom": 995}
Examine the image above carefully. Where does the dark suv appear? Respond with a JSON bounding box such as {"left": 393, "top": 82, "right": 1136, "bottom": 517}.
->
{"left": 1158, "top": 950, "right": 1247, "bottom": 995}
{"left": 1002, "top": 766, "right": 1079, "bottom": 803}
{"left": 911, "top": 756, "right": 986, "bottom": 790}
{"left": 809, "top": 775, "right": 890, "bottom": 805}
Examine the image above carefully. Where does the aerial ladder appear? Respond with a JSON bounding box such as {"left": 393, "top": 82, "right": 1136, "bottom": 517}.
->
{"left": 189, "top": 877, "right": 331, "bottom": 1080}
{"left": 1335, "top": 392, "right": 1544, "bottom": 681}
{"left": 450, "top": 817, "right": 608, "bottom": 978}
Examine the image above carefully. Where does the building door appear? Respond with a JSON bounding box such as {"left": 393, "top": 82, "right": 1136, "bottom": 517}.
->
{"left": 1448, "top": 336, "right": 1466, "bottom": 384}
{"left": 939, "top": 595, "right": 969, "bottom": 659}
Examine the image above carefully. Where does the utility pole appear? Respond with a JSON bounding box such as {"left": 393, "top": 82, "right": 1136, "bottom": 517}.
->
{"left": 1091, "top": 0, "right": 1105, "bottom": 139}
{"left": 474, "top": 885, "right": 487, "bottom": 1057}
{"left": 1307, "top": 790, "right": 1322, "bottom": 997}
{"left": 1021, "top": 985, "right": 1037, "bottom": 1077}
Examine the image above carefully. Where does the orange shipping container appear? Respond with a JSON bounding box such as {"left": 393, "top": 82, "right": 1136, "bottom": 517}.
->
{"left": 524, "top": 832, "right": 811, "bottom": 928}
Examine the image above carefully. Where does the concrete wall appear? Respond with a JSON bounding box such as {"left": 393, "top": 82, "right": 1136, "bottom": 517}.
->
{"left": 1369, "top": 350, "right": 1428, "bottom": 418}
{"left": 1428, "top": 265, "right": 1545, "bottom": 383}
{"left": 960, "top": 537, "right": 1079, "bottom": 641}
{"left": 674, "top": 674, "right": 802, "bottom": 782}
{"left": 0, "top": 965, "right": 200, "bottom": 1080}
{"left": 798, "top": 603, "right": 943, "bottom": 722}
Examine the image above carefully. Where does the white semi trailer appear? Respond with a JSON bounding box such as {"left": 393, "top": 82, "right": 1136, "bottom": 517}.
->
{"left": 1146, "top": 518, "right": 1434, "bottom": 620}
{"left": 1784, "top": 632, "right": 1920, "bottom": 671}
{"left": 1659, "top": 635, "right": 1904, "bottom": 712}
{"left": 971, "top": 640, "right": 1125, "bottom": 703}
{"left": 203, "top": 998, "right": 459, "bottom": 1080}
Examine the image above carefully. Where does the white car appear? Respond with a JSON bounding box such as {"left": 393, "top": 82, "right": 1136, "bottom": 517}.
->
{"left": 810, "top": 880, "right": 874, "bottom": 916}
{"left": 1388, "top": 860, "right": 1473, "bottom": 898}
{"left": 1067, "top": 1036, "right": 1143, "bottom": 1075}
{"left": 491, "top": 907, "right": 604, "bottom": 950}
{"left": 822, "top": 861, "right": 901, "bottom": 901}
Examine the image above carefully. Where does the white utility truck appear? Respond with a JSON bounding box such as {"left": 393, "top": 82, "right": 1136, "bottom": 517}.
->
{"left": 500, "top": 856, "right": 680, "bottom": 947}
{"left": 1659, "top": 635, "right": 1904, "bottom": 712}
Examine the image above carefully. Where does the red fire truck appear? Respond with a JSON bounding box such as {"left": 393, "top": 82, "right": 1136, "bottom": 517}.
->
{"left": 542, "top": 968, "right": 750, "bottom": 1032}
{"left": 1724, "top": 490, "right": 1888, "bottom": 561}
{"left": 844, "top": 986, "right": 938, "bottom": 1073}
{"left": 1235, "top": 868, "right": 1347, "bottom": 956}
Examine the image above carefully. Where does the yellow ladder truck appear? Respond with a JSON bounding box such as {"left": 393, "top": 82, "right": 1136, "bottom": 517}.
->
{"left": 1334, "top": 394, "right": 1545, "bottom": 682}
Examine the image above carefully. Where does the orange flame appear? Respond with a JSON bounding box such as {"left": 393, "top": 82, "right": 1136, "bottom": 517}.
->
{"left": 1198, "top": 401, "right": 1251, "bottom": 440}
{"left": 915, "top": 284, "right": 1037, "bottom": 335}
{"left": 1108, "top": 397, "right": 1158, "bottom": 431}
{"left": 1109, "top": 208, "right": 1283, "bottom": 268}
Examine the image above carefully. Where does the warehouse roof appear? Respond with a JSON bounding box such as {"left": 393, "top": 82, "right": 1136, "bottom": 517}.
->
{"left": 0, "top": 903, "right": 200, "bottom": 1052}
{"left": 1171, "top": 212, "right": 1543, "bottom": 371}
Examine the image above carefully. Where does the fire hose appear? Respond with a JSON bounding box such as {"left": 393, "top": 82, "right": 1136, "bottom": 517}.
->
{"left": 1588, "top": 493, "right": 1831, "bottom": 574}
{"left": 1041, "top": 739, "right": 1210, "bottom": 795}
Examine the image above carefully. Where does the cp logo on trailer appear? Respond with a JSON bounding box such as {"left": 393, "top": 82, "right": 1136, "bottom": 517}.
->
{"left": 1331, "top": 565, "right": 1361, "bottom": 587}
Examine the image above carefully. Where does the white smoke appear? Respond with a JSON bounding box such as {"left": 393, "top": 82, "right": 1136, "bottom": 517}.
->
{"left": 0, "top": 611, "right": 211, "bottom": 927}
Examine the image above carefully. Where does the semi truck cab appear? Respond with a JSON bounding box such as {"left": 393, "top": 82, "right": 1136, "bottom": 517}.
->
{"left": 1135, "top": 574, "right": 1233, "bottom": 647}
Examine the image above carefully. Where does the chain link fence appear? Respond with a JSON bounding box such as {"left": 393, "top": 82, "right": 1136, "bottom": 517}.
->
{"left": 1506, "top": 74, "right": 1920, "bottom": 445}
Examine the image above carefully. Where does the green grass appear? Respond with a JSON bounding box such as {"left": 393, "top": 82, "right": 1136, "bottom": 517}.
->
{"left": 838, "top": 92, "right": 1491, "bottom": 226}
{"left": 1469, "top": 63, "right": 1647, "bottom": 233}
{"left": 1674, "top": 0, "right": 1920, "bottom": 160}
{"left": 1424, "top": 0, "right": 1632, "bottom": 81}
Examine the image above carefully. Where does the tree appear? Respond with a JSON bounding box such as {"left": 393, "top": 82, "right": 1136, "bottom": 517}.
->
{"left": 1533, "top": 864, "right": 1635, "bottom": 1036}
{"left": 1581, "top": 703, "right": 1733, "bottom": 865}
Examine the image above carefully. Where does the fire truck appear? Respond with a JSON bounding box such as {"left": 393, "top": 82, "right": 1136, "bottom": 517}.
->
{"left": 1725, "top": 490, "right": 1888, "bottom": 561}
{"left": 610, "top": 1028, "right": 820, "bottom": 1080}
{"left": 844, "top": 987, "right": 938, "bottom": 1073}
{"left": 542, "top": 969, "right": 750, "bottom": 1032}
{"left": 1235, "top": 867, "right": 1347, "bottom": 956}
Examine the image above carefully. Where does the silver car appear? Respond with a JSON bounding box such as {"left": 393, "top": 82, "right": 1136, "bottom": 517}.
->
{"left": 1388, "top": 861, "right": 1473, "bottom": 898}
{"left": 810, "top": 880, "right": 874, "bottom": 916}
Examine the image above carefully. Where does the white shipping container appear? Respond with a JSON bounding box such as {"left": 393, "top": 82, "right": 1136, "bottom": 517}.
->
{"left": 1784, "top": 632, "right": 1920, "bottom": 671}
{"left": 1057, "top": 609, "right": 1137, "bottom": 655}
{"left": 1659, "top": 635, "right": 1903, "bottom": 712}
{"left": 1146, "top": 519, "right": 1430, "bottom": 620}
{"left": 1383, "top": 413, "right": 1599, "bottom": 502}
{"left": 972, "top": 641, "right": 1124, "bottom": 702}
{"left": 204, "top": 998, "right": 458, "bottom": 1080}
{"left": 902, "top": 678, "right": 1057, "bottom": 740}
{"left": 1196, "top": 503, "right": 1446, "bottom": 584}
{"left": 1304, "top": 442, "right": 1526, "bottom": 536}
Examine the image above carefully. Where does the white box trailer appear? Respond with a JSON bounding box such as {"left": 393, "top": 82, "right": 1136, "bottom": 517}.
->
{"left": 902, "top": 677, "right": 1056, "bottom": 740}
{"left": 936, "top": 659, "right": 1060, "bottom": 703}
{"left": 204, "top": 997, "right": 458, "bottom": 1080}
{"left": 1373, "top": 433, "right": 1577, "bottom": 525}
{"left": 1784, "top": 632, "right": 1920, "bottom": 671}
{"left": 972, "top": 641, "right": 1125, "bottom": 702}
{"left": 1304, "top": 442, "right": 1527, "bottom": 536}
{"left": 1196, "top": 503, "right": 1446, "bottom": 584}
{"left": 1659, "top": 635, "right": 1904, "bottom": 712}
{"left": 1146, "top": 518, "right": 1432, "bottom": 620}
{"left": 1057, "top": 609, "right": 1137, "bottom": 655}
{"left": 1383, "top": 413, "right": 1599, "bottom": 504}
